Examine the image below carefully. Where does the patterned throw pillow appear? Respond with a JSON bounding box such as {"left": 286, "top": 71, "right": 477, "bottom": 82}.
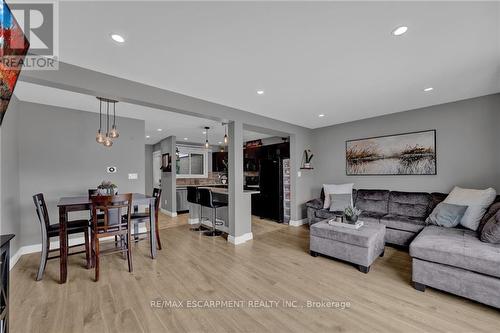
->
{"left": 480, "top": 210, "right": 500, "bottom": 244}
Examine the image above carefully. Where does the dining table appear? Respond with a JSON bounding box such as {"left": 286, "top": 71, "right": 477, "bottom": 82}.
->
{"left": 57, "top": 193, "right": 157, "bottom": 284}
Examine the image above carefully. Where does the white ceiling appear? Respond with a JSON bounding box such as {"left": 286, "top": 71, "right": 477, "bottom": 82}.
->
{"left": 44, "top": 1, "right": 500, "bottom": 129}
{"left": 14, "top": 81, "right": 271, "bottom": 144}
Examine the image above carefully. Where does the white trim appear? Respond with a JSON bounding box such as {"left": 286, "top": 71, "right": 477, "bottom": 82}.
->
{"left": 289, "top": 218, "right": 308, "bottom": 227}
{"left": 9, "top": 226, "right": 147, "bottom": 271}
{"left": 228, "top": 232, "right": 253, "bottom": 245}
{"left": 161, "top": 208, "right": 177, "bottom": 217}
{"left": 188, "top": 217, "right": 199, "bottom": 224}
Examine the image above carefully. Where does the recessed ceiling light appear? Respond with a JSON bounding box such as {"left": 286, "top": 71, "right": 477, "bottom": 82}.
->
{"left": 184, "top": 137, "right": 188, "bottom": 140}
{"left": 318, "top": 114, "right": 325, "bottom": 118}
{"left": 256, "top": 90, "right": 265, "bottom": 95}
{"left": 157, "top": 128, "right": 162, "bottom": 132}
{"left": 218, "top": 141, "right": 222, "bottom": 144}
{"left": 110, "top": 34, "right": 125, "bottom": 43}
{"left": 392, "top": 26, "right": 408, "bottom": 36}
{"left": 146, "top": 135, "right": 150, "bottom": 139}
{"left": 423, "top": 87, "right": 434, "bottom": 92}
{"left": 202, "top": 131, "right": 206, "bottom": 134}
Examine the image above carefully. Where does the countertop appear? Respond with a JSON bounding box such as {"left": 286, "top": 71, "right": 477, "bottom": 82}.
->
{"left": 197, "top": 186, "right": 260, "bottom": 195}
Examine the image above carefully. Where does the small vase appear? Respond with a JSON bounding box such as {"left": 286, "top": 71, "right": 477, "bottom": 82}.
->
{"left": 344, "top": 214, "right": 358, "bottom": 224}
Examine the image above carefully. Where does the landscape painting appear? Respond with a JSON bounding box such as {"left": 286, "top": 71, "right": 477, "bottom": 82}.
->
{"left": 346, "top": 130, "right": 436, "bottom": 175}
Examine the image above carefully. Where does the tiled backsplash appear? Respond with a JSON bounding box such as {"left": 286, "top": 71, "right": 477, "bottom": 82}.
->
{"left": 176, "top": 172, "right": 225, "bottom": 186}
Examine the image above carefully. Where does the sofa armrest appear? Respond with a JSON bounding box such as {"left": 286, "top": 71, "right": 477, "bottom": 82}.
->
{"left": 306, "top": 198, "right": 323, "bottom": 210}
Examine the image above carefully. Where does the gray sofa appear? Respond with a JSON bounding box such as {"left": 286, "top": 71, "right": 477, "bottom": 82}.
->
{"left": 306, "top": 188, "right": 500, "bottom": 308}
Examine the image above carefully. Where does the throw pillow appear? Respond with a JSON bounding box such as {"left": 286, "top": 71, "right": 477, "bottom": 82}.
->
{"left": 329, "top": 193, "right": 352, "bottom": 212}
{"left": 323, "top": 183, "right": 354, "bottom": 209}
{"left": 425, "top": 202, "right": 467, "bottom": 228}
{"left": 443, "top": 186, "right": 497, "bottom": 230}
{"left": 480, "top": 210, "right": 500, "bottom": 244}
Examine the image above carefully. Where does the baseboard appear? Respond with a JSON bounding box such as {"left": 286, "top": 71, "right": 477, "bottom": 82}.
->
{"left": 289, "top": 218, "right": 308, "bottom": 227}
{"left": 9, "top": 226, "right": 147, "bottom": 271}
{"left": 161, "top": 208, "right": 177, "bottom": 217}
{"left": 228, "top": 232, "right": 253, "bottom": 245}
{"left": 188, "top": 217, "right": 199, "bottom": 224}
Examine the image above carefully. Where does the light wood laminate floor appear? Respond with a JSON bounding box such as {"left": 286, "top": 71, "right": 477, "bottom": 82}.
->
{"left": 10, "top": 215, "right": 500, "bottom": 332}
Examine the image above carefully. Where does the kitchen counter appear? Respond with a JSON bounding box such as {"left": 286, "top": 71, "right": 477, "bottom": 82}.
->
{"left": 198, "top": 186, "right": 260, "bottom": 195}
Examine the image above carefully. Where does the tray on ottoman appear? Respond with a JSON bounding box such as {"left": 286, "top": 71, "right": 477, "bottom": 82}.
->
{"left": 310, "top": 220, "right": 386, "bottom": 273}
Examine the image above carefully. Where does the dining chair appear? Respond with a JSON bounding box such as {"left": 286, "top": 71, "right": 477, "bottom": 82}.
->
{"left": 90, "top": 193, "right": 133, "bottom": 282}
{"left": 32, "top": 193, "right": 90, "bottom": 281}
{"left": 130, "top": 188, "right": 162, "bottom": 250}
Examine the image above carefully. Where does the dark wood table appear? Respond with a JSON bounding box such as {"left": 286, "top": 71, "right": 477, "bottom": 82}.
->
{"left": 57, "top": 193, "right": 157, "bottom": 284}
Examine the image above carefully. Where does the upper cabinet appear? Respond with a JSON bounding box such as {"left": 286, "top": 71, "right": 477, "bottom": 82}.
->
{"left": 212, "top": 152, "right": 228, "bottom": 173}
{"left": 176, "top": 146, "right": 209, "bottom": 178}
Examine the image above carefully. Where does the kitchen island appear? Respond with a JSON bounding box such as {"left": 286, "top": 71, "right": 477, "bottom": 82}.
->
{"left": 187, "top": 185, "right": 259, "bottom": 233}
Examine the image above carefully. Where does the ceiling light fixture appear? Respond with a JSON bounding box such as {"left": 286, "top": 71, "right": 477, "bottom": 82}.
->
{"left": 146, "top": 135, "right": 150, "bottom": 139}
{"left": 223, "top": 122, "right": 228, "bottom": 144}
{"left": 257, "top": 90, "right": 264, "bottom": 95}
{"left": 184, "top": 137, "right": 188, "bottom": 141}
{"left": 318, "top": 114, "right": 325, "bottom": 118}
{"left": 111, "top": 34, "right": 125, "bottom": 43}
{"left": 423, "top": 87, "right": 434, "bottom": 92}
{"left": 157, "top": 128, "right": 162, "bottom": 132}
{"left": 204, "top": 127, "right": 210, "bottom": 149}
{"left": 392, "top": 26, "right": 408, "bottom": 36}
{"left": 96, "top": 97, "right": 119, "bottom": 148}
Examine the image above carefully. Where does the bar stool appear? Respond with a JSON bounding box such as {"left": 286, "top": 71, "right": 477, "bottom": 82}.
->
{"left": 197, "top": 188, "right": 226, "bottom": 237}
{"left": 187, "top": 186, "right": 204, "bottom": 231}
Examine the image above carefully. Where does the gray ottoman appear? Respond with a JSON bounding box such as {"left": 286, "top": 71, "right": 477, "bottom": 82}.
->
{"left": 310, "top": 220, "right": 386, "bottom": 273}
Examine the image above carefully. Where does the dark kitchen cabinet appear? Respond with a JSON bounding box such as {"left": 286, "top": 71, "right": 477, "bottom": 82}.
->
{"left": 212, "top": 152, "right": 228, "bottom": 172}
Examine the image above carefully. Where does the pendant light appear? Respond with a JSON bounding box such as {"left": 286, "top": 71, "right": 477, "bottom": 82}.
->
{"left": 103, "top": 100, "right": 113, "bottom": 147}
{"left": 95, "top": 98, "right": 105, "bottom": 143}
{"left": 204, "top": 126, "right": 210, "bottom": 148}
{"left": 223, "top": 122, "right": 228, "bottom": 144}
{"left": 109, "top": 101, "right": 119, "bottom": 138}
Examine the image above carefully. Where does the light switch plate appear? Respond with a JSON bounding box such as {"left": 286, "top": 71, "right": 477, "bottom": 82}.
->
{"left": 297, "top": 171, "right": 302, "bottom": 178}
{"left": 128, "top": 173, "right": 138, "bottom": 180}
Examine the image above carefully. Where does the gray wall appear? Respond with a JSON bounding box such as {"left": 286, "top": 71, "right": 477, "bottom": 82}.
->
{"left": 0, "top": 97, "right": 22, "bottom": 255}
{"left": 145, "top": 144, "right": 153, "bottom": 195}
{"left": 312, "top": 94, "right": 500, "bottom": 195}
{"left": 160, "top": 136, "right": 176, "bottom": 213}
{"left": 17, "top": 101, "right": 145, "bottom": 247}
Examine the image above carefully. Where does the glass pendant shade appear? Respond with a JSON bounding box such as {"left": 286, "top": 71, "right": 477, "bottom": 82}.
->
{"left": 109, "top": 125, "right": 119, "bottom": 138}
{"left": 205, "top": 140, "right": 209, "bottom": 149}
{"left": 103, "top": 135, "right": 113, "bottom": 147}
{"left": 224, "top": 134, "right": 228, "bottom": 144}
{"left": 96, "top": 130, "right": 105, "bottom": 143}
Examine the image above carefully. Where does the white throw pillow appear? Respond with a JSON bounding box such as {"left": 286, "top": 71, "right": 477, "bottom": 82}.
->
{"left": 443, "top": 186, "right": 497, "bottom": 230}
{"left": 323, "top": 183, "right": 354, "bottom": 209}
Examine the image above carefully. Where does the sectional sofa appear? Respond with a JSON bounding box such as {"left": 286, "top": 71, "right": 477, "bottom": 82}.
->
{"left": 306, "top": 189, "right": 500, "bottom": 308}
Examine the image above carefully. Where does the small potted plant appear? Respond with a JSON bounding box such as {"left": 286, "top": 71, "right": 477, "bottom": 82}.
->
{"left": 343, "top": 205, "right": 362, "bottom": 224}
{"left": 303, "top": 149, "right": 314, "bottom": 168}
{"left": 97, "top": 180, "right": 118, "bottom": 195}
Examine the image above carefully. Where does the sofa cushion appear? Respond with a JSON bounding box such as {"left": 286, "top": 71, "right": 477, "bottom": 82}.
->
{"left": 380, "top": 214, "right": 426, "bottom": 233}
{"left": 322, "top": 184, "right": 354, "bottom": 209}
{"left": 355, "top": 190, "right": 389, "bottom": 214}
{"left": 310, "top": 220, "right": 385, "bottom": 248}
{"left": 410, "top": 225, "right": 500, "bottom": 278}
{"left": 314, "top": 209, "right": 337, "bottom": 220}
{"left": 329, "top": 193, "right": 352, "bottom": 212}
{"left": 388, "top": 191, "right": 431, "bottom": 218}
{"left": 425, "top": 202, "right": 467, "bottom": 228}
{"left": 359, "top": 211, "right": 385, "bottom": 224}
{"left": 480, "top": 210, "right": 500, "bottom": 244}
{"left": 321, "top": 189, "right": 357, "bottom": 205}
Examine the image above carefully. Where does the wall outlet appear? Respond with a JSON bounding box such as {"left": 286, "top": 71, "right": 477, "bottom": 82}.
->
{"left": 128, "top": 173, "right": 138, "bottom": 180}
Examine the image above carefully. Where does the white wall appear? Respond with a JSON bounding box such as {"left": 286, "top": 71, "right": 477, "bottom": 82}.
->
{"left": 17, "top": 101, "right": 145, "bottom": 247}
{"left": 312, "top": 94, "right": 500, "bottom": 195}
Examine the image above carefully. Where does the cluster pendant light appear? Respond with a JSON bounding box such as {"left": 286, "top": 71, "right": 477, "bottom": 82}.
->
{"left": 96, "top": 97, "right": 119, "bottom": 148}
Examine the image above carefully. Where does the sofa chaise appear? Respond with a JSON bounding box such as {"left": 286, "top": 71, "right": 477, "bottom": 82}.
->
{"left": 306, "top": 188, "right": 500, "bottom": 308}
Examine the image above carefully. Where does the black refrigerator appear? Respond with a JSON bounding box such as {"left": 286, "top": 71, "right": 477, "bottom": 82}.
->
{"left": 259, "top": 158, "right": 284, "bottom": 222}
